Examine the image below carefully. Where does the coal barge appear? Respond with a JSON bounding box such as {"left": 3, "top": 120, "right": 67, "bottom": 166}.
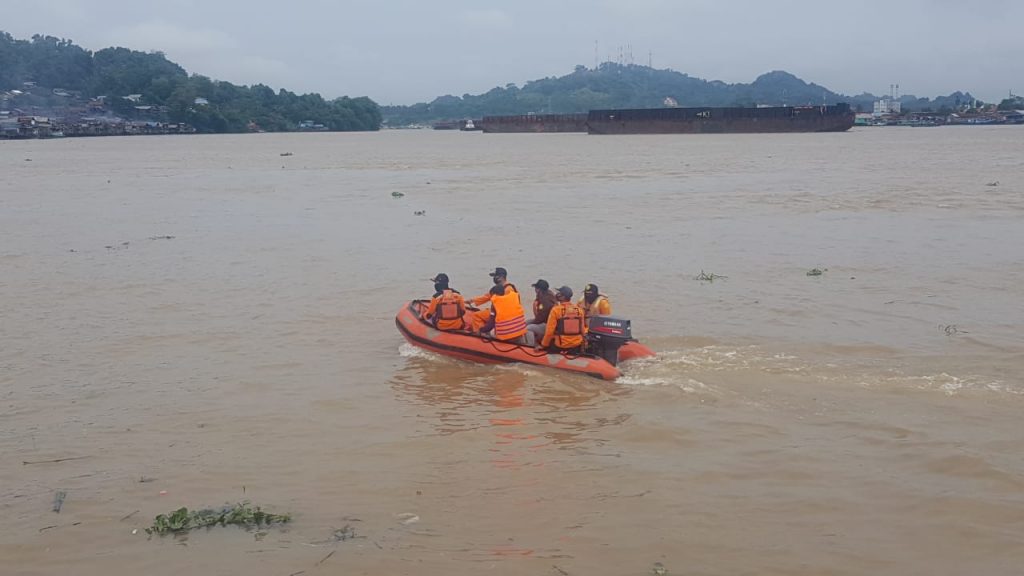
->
{"left": 585, "top": 104, "right": 855, "bottom": 134}
{"left": 478, "top": 113, "right": 588, "bottom": 133}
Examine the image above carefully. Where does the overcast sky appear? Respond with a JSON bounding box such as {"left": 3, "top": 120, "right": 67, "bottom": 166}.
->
{"left": 5, "top": 0, "right": 1021, "bottom": 104}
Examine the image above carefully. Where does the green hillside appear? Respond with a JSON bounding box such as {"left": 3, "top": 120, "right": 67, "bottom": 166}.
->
{"left": 0, "top": 32, "right": 380, "bottom": 133}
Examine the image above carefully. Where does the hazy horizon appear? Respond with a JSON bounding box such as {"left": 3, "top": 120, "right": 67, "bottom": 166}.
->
{"left": 4, "top": 1, "right": 1020, "bottom": 105}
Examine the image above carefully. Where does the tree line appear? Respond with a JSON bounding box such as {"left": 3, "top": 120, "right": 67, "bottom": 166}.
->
{"left": 0, "top": 32, "right": 380, "bottom": 133}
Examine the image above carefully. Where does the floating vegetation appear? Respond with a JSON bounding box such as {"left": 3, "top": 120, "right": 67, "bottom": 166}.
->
{"left": 940, "top": 324, "right": 968, "bottom": 336}
{"left": 694, "top": 270, "right": 726, "bottom": 282}
{"left": 806, "top": 268, "right": 826, "bottom": 276}
{"left": 146, "top": 502, "right": 290, "bottom": 535}
{"left": 391, "top": 191, "right": 405, "bottom": 198}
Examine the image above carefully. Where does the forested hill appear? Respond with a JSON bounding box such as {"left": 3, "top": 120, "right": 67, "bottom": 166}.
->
{"left": 0, "top": 32, "right": 380, "bottom": 132}
{"left": 383, "top": 63, "right": 975, "bottom": 126}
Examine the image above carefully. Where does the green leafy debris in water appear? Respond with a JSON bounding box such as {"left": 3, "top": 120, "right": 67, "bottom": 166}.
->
{"left": 146, "top": 502, "right": 291, "bottom": 535}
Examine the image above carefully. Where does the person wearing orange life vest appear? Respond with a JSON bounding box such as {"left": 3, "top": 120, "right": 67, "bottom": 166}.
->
{"left": 537, "top": 286, "right": 587, "bottom": 353}
{"left": 578, "top": 283, "right": 611, "bottom": 318}
{"left": 423, "top": 273, "right": 467, "bottom": 331}
{"left": 468, "top": 267, "right": 515, "bottom": 329}
{"left": 470, "top": 267, "right": 528, "bottom": 343}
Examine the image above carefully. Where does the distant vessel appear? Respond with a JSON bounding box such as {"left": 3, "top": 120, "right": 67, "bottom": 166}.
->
{"left": 478, "top": 113, "right": 587, "bottom": 133}
{"left": 585, "top": 104, "right": 855, "bottom": 134}
{"left": 460, "top": 119, "right": 482, "bottom": 131}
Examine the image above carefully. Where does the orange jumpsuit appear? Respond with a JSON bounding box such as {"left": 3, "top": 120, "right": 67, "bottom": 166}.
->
{"left": 424, "top": 289, "right": 466, "bottom": 331}
{"left": 541, "top": 302, "right": 587, "bottom": 350}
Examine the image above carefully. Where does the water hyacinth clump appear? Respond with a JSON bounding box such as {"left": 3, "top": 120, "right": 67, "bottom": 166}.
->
{"left": 146, "top": 502, "right": 291, "bottom": 535}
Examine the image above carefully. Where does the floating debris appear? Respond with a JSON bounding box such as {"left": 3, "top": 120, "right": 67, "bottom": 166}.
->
{"left": 940, "top": 324, "right": 968, "bottom": 336}
{"left": 333, "top": 525, "right": 357, "bottom": 541}
{"left": 694, "top": 270, "right": 726, "bottom": 282}
{"left": 413, "top": 210, "right": 426, "bottom": 216}
{"left": 651, "top": 562, "right": 668, "bottom": 576}
{"left": 986, "top": 181, "right": 999, "bottom": 187}
{"left": 146, "top": 502, "right": 290, "bottom": 535}
{"left": 148, "top": 235, "right": 175, "bottom": 241}
{"left": 280, "top": 152, "right": 293, "bottom": 157}
{"left": 316, "top": 550, "right": 335, "bottom": 566}
{"left": 806, "top": 268, "right": 826, "bottom": 276}
{"left": 306, "top": 524, "right": 359, "bottom": 546}
{"left": 391, "top": 191, "right": 405, "bottom": 198}
{"left": 23, "top": 455, "right": 90, "bottom": 465}
{"left": 52, "top": 491, "right": 66, "bottom": 513}
{"left": 396, "top": 513, "right": 419, "bottom": 525}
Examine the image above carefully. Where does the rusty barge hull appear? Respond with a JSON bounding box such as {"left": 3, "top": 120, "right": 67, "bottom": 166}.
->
{"left": 479, "top": 114, "right": 587, "bottom": 133}
{"left": 586, "top": 104, "right": 855, "bottom": 134}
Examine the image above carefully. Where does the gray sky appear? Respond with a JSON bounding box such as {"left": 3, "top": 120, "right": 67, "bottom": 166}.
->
{"left": 7, "top": 0, "right": 1021, "bottom": 104}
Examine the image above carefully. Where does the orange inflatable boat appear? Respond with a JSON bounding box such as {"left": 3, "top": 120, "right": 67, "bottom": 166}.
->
{"left": 395, "top": 300, "right": 655, "bottom": 380}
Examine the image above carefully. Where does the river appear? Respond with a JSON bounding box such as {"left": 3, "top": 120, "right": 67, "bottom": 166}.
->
{"left": 2, "top": 127, "right": 1023, "bottom": 575}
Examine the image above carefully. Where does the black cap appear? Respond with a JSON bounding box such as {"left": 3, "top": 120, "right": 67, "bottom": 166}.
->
{"left": 531, "top": 279, "right": 549, "bottom": 290}
{"left": 431, "top": 273, "right": 449, "bottom": 284}
{"left": 556, "top": 285, "right": 573, "bottom": 299}
{"left": 488, "top": 267, "right": 508, "bottom": 278}
{"left": 584, "top": 283, "right": 598, "bottom": 294}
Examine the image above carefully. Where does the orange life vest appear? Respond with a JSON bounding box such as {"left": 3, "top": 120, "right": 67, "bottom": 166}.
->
{"left": 437, "top": 289, "right": 464, "bottom": 321}
{"left": 556, "top": 303, "right": 585, "bottom": 336}
{"left": 547, "top": 301, "right": 586, "bottom": 350}
{"left": 491, "top": 285, "right": 527, "bottom": 340}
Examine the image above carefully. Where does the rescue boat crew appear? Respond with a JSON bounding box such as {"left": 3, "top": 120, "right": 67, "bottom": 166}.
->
{"left": 423, "top": 273, "right": 467, "bottom": 331}
{"left": 538, "top": 286, "right": 587, "bottom": 353}
{"left": 578, "top": 283, "right": 611, "bottom": 318}
{"left": 469, "top": 267, "right": 528, "bottom": 342}
{"left": 526, "top": 279, "right": 557, "bottom": 345}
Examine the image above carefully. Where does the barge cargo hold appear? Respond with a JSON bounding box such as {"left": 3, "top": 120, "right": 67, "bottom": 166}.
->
{"left": 479, "top": 113, "right": 587, "bottom": 133}
{"left": 585, "top": 104, "right": 855, "bottom": 134}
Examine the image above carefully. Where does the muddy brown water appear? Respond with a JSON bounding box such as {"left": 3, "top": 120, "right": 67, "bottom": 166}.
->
{"left": 2, "top": 128, "right": 1023, "bottom": 575}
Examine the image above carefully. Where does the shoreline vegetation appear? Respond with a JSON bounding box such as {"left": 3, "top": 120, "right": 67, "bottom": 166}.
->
{"left": 1, "top": 32, "right": 381, "bottom": 137}
{"left": 4, "top": 31, "right": 1022, "bottom": 139}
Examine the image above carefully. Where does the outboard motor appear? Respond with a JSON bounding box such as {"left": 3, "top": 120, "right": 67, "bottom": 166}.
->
{"left": 586, "top": 316, "right": 633, "bottom": 366}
